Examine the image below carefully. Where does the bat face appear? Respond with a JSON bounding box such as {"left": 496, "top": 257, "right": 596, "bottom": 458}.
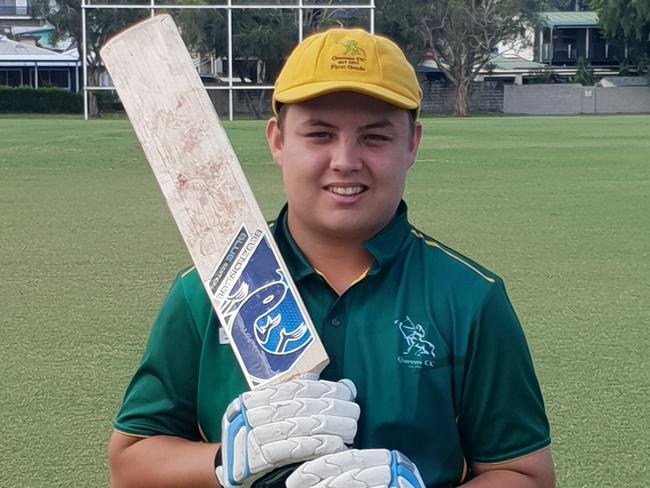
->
{"left": 100, "top": 15, "right": 328, "bottom": 388}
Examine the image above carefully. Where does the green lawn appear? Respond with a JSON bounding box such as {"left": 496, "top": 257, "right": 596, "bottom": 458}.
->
{"left": 1, "top": 114, "right": 648, "bottom": 487}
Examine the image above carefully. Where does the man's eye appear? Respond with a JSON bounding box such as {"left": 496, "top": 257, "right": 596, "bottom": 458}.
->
{"left": 365, "top": 134, "right": 391, "bottom": 143}
{"left": 306, "top": 132, "right": 333, "bottom": 140}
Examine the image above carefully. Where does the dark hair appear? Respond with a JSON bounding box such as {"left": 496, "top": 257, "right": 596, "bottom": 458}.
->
{"left": 275, "top": 103, "right": 417, "bottom": 137}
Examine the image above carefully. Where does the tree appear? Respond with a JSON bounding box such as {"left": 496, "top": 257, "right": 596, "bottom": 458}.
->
{"left": 591, "top": 0, "right": 650, "bottom": 76}
{"left": 377, "top": 0, "right": 541, "bottom": 116}
{"left": 573, "top": 56, "right": 594, "bottom": 84}
{"left": 174, "top": 0, "right": 364, "bottom": 118}
{"left": 544, "top": 0, "right": 591, "bottom": 11}
{"left": 32, "top": 0, "right": 144, "bottom": 117}
{"left": 375, "top": 0, "right": 429, "bottom": 63}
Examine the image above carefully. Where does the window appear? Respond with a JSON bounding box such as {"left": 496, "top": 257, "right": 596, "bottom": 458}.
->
{"left": 0, "top": 69, "right": 23, "bottom": 86}
{"left": 553, "top": 28, "right": 587, "bottom": 62}
{"left": 0, "top": 0, "right": 29, "bottom": 16}
{"left": 29, "top": 69, "right": 70, "bottom": 89}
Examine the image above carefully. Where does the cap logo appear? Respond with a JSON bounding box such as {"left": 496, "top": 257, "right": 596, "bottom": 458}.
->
{"left": 330, "top": 39, "right": 367, "bottom": 72}
{"left": 339, "top": 40, "right": 366, "bottom": 57}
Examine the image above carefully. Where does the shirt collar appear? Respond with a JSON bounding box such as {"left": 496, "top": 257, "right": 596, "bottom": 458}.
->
{"left": 270, "top": 200, "right": 412, "bottom": 281}
{"left": 363, "top": 200, "right": 411, "bottom": 272}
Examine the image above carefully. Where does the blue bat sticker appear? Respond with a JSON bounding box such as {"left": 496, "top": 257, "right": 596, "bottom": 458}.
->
{"left": 217, "top": 231, "right": 313, "bottom": 383}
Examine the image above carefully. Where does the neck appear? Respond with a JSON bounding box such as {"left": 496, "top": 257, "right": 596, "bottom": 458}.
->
{"left": 287, "top": 222, "right": 374, "bottom": 295}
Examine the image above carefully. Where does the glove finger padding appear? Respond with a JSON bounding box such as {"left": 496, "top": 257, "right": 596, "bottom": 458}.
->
{"left": 251, "top": 434, "right": 347, "bottom": 467}
{"left": 251, "top": 411, "right": 359, "bottom": 444}
{"left": 246, "top": 397, "right": 360, "bottom": 424}
{"left": 286, "top": 449, "right": 426, "bottom": 488}
{"left": 216, "top": 379, "right": 359, "bottom": 488}
{"left": 241, "top": 378, "right": 357, "bottom": 408}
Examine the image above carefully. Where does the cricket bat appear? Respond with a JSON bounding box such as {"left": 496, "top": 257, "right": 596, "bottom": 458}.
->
{"left": 100, "top": 15, "right": 329, "bottom": 389}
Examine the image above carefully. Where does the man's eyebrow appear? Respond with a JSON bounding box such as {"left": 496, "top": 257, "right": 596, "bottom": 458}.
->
{"left": 304, "top": 118, "right": 337, "bottom": 129}
{"left": 362, "top": 120, "right": 395, "bottom": 131}
{"left": 302, "top": 119, "right": 396, "bottom": 130}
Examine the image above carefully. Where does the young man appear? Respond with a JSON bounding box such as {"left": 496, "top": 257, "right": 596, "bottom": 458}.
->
{"left": 109, "top": 28, "right": 555, "bottom": 488}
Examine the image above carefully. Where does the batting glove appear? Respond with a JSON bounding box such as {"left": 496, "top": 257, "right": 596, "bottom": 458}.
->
{"left": 215, "top": 378, "right": 359, "bottom": 488}
{"left": 285, "top": 449, "right": 426, "bottom": 488}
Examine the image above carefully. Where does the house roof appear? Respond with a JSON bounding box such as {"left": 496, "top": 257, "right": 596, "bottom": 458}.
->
{"left": 416, "top": 59, "right": 441, "bottom": 73}
{"left": 417, "top": 54, "right": 547, "bottom": 75}
{"left": 0, "top": 35, "right": 77, "bottom": 60}
{"left": 540, "top": 11, "right": 599, "bottom": 28}
{"left": 11, "top": 25, "right": 54, "bottom": 36}
{"left": 0, "top": 35, "right": 78, "bottom": 66}
{"left": 489, "top": 54, "right": 547, "bottom": 71}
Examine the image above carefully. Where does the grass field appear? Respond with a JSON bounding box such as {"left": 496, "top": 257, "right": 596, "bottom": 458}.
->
{"left": 1, "top": 114, "right": 648, "bottom": 487}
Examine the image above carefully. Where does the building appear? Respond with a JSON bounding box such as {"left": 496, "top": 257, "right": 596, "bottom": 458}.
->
{"left": 0, "top": 35, "right": 80, "bottom": 90}
{"left": 1, "top": 0, "right": 81, "bottom": 91}
{"left": 0, "top": 0, "right": 31, "bottom": 19}
{"left": 420, "top": 11, "right": 624, "bottom": 86}
{"left": 533, "top": 11, "right": 624, "bottom": 67}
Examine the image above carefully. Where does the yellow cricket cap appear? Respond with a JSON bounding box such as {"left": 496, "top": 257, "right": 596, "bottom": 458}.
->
{"left": 273, "top": 28, "right": 422, "bottom": 117}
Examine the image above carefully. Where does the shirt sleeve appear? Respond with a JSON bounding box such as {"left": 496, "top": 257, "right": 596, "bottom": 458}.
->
{"left": 113, "top": 273, "right": 203, "bottom": 440}
{"left": 458, "top": 279, "right": 551, "bottom": 463}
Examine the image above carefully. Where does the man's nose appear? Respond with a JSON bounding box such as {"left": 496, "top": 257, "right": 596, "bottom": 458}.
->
{"left": 330, "top": 138, "right": 363, "bottom": 172}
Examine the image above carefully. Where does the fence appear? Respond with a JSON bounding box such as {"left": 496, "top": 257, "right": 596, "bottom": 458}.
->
{"left": 421, "top": 81, "right": 503, "bottom": 114}
{"left": 504, "top": 84, "right": 650, "bottom": 115}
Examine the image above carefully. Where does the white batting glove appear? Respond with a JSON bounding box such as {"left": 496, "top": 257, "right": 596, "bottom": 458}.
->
{"left": 285, "top": 449, "right": 426, "bottom": 488}
{"left": 215, "top": 378, "right": 359, "bottom": 488}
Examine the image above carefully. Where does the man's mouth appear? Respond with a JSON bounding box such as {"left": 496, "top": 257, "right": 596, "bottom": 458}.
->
{"left": 327, "top": 185, "right": 367, "bottom": 196}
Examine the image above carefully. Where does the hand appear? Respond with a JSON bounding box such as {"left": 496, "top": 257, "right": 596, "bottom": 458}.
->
{"left": 216, "top": 378, "right": 359, "bottom": 488}
{"left": 286, "top": 449, "right": 426, "bottom": 488}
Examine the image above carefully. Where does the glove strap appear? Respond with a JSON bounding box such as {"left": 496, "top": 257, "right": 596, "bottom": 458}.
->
{"left": 214, "top": 446, "right": 222, "bottom": 485}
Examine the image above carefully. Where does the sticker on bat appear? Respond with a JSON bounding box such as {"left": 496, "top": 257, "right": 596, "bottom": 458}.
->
{"left": 209, "top": 225, "right": 313, "bottom": 383}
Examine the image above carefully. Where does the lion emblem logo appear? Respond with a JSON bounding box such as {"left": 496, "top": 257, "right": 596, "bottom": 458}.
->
{"left": 396, "top": 316, "right": 436, "bottom": 359}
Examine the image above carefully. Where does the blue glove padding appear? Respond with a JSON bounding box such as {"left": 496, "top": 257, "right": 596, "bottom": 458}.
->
{"left": 285, "top": 449, "right": 425, "bottom": 488}
{"left": 215, "top": 379, "right": 359, "bottom": 488}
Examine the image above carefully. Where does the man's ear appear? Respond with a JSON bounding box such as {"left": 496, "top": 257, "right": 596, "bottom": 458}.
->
{"left": 265, "top": 117, "right": 283, "bottom": 167}
{"left": 408, "top": 121, "right": 423, "bottom": 168}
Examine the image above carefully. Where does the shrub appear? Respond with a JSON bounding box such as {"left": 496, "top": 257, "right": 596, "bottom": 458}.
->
{"left": 572, "top": 57, "right": 594, "bottom": 86}
{"left": 0, "top": 86, "right": 82, "bottom": 113}
{"left": 96, "top": 90, "right": 121, "bottom": 113}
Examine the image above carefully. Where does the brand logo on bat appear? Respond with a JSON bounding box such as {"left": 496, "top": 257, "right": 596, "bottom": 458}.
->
{"left": 214, "top": 227, "right": 313, "bottom": 382}
{"left": 224, "top": 272, "right": 311, "bottom": 355}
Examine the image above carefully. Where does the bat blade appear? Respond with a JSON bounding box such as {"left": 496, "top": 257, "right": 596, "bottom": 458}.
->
{"left": 100, "top": 14, "right": 329, "bottom": 389}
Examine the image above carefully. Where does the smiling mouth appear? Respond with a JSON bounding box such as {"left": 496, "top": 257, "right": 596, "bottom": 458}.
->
{"left": 327, "top": 185, "right": 367, "bottom": 196}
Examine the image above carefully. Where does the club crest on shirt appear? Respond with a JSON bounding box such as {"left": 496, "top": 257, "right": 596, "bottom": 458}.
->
{"left": 396, "top": 316, "right": 436, "bottom": 369}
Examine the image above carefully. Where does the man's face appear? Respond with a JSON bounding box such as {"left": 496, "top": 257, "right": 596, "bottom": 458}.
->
{"left": 266, "top": 91, "right": 422, "bottom": 244}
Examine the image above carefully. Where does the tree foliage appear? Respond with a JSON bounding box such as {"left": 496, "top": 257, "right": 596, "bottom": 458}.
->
{"left": 173, "top": 0, "right": 367, "bottom": 117}
{"left": 543, "top": 0, "right": 591, "bottom": 11}
{"left": 33, "top": 0, "right": 365, "bottom": 118}
{"left": 573, "top": 56, "right": 595, "bottom": 84}
{"left": 32, "top": 0, "right": 145, "bottom": 116}
{"left": 591, "top": 0, "right": 650, "bottom": 74}
{"left": 375, "top": 0, "right": 428, "bottom": 63}
{"left": 377, "top": 0, "right": 541, "bottom": 116}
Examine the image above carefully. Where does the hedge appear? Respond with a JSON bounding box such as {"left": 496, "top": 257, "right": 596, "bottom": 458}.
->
{"left": 0, "top": 86, "right": 82, "bottom": 113}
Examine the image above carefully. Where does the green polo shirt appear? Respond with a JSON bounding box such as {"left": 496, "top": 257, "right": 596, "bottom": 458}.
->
{"left": 114, "top": 201, "right": 550, "bottom": 487}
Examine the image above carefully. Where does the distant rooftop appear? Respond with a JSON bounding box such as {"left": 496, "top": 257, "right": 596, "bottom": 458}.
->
{"left": 489, "top": 54, "right": 547, "bottom": 71}
{"left": 540, "top": 11, "right": 599, "bottom": 27}
{"left": 0, "top": 35, "right": 77, "bottom": 61}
